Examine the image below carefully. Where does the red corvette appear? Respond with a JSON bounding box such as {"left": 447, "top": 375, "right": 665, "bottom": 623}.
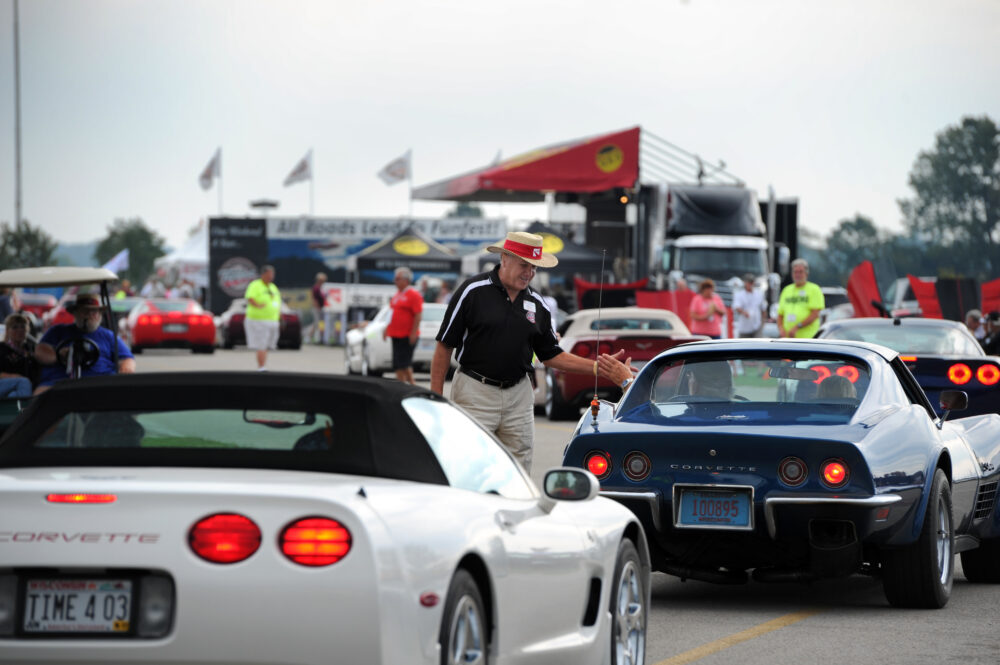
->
{"left": 16, "top": 292, "right": 58, "bottom": 319}
{"left": 121, "top": 298, "right": 215, "bottom": 354}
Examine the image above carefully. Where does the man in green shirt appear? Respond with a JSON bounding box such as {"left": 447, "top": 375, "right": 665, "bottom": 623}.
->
{"left": 243, "top": 265, "right": 281, "bottom": 370}
{"left": 778, "top": 258, "right": 825, "bottom": 338}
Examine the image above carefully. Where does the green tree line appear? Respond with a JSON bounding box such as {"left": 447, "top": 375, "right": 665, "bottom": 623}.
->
{"left": 806, "top": 115, "right": 1000, "bottom": 288}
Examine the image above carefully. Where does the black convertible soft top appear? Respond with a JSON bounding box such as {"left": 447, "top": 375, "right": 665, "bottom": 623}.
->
{"left": 0, "top": 372, "right": 450, "bottom": 486}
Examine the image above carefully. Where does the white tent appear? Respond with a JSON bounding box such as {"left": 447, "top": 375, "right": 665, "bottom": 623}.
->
{"left": 154, "top": 223, "right": 208, "bottom": 288}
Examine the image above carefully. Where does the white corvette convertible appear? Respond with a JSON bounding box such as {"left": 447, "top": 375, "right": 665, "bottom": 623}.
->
{"left": 0, "top": 373, "right": 649, "bottom": 665}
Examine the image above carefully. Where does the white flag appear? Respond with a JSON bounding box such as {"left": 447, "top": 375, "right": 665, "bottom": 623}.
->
{"left": 283, "top": 149, "right": 312, "bottom": 187}
{"left": 101, "top": 248, "right": 130, "bottom": 275}
{"left": 198, "top": 148, "right": 221, "bottom": 190}
{"left": 377, "top": 149, "right": 411, "bottom": 185}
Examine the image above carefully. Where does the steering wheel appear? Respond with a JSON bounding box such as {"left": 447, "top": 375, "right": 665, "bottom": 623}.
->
{"left": 55, "top": 337, "right": 101, "bottom": 377}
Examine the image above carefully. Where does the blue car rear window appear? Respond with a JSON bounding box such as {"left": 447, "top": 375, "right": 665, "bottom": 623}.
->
{"left": 641, "top": 355, "right": 869, "bottom": 425}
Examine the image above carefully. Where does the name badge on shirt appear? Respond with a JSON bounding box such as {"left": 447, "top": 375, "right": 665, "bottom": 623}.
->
{"left": 523, "top": 301, "right": 536, "bottom": 312}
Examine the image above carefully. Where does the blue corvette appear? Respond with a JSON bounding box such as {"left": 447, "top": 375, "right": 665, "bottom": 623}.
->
{"left": 817, "top": 317, "right": 1000, "bottom": 417}
{"left": 562, "top": 339, "right": 1000, "bottom": 609}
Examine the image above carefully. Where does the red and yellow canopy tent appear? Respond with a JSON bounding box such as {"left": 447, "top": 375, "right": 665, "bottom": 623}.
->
{"left": 412, "top": 127, "right": 640, "bottom": 203}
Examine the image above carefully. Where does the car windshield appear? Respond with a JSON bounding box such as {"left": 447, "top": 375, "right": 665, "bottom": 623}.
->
{"left": 149, "top": 300, "right": 197, "bottom": 312}
{"left": 678, "top": 248, "right": 767, "bottom": 275}
{"left": 32, "top": 408, "right": 336, "bottom": 450}
{"left": 634, "top": 354, "right": 869, "bottom": 425}
{"left": 422, "top": 306, "right": 446, "bottom": 323}
{"left": 590, "top": 317, "right": 673, "bottom": 331}
{"left": 822, "top": 323, "right": 982, "bottom": 356}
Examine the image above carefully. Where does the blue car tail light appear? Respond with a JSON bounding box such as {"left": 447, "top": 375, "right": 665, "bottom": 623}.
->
{"left": 821, "top": 459, "right": 850, "bottom": 488}
{"left": 778, "top": 457, "right": 808, "bottom": 487}
{"left": 623, "top": 451, "right": 651, "bottom": 481}
{"left": 585, "top": 451, "right": 612, "bottom": 479}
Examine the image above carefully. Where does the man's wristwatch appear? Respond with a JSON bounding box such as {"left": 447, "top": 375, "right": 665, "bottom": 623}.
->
{"left": 620, "top": 377, "right": 633, "bottom": 390}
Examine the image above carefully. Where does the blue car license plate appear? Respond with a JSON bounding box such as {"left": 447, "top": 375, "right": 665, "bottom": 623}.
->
{"left": 677, "top": 488, "right": 752, "bottom": 529}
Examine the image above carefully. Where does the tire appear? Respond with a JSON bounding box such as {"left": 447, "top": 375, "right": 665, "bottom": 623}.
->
{"left": 192, "top": 345, "right": 214, "bottom": 354}
{"left": 344, "top": 347, "right": 358, "bottom": 375}
{"left": 545, "top": 371, "right": 579, "bottom": 421}
{"left": 131, "top": 346, "right": 143, "bottom": 355}
{"left": 361, "top": 345, "right": 382, "bottom": 377}
{"left": 222, "top": 333, "right": 234, "bottom": 350}
{"left": 960, "top": 538, "right": 1000, "bottom": 583}
{"left": 439, "top": 569, "right": 488, "bottom": 665}
{"left": 610, "top": 539, "right": 646, "bottom": 665}
{"left": 882, "top": 468, "right": 954, "bottom": 608}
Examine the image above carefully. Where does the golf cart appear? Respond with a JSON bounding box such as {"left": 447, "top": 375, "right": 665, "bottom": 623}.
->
{"left": 0, "top": 267, "right": 122, "bottom": 432}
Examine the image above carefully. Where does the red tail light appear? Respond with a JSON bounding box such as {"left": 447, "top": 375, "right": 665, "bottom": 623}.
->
{"left": 189, "top": 513, "right": 261, "bottom": 564}
{"left": 778, "top": 457, "right": 808, "bottom": 487}
{"left": 836, "top": 366, "right": 860, "bottom": 383}
{"left": 820, "top": 460, "right": 849, "bottom": 488}
{"left": 899, "top": 355, "right": 917, "bottom": 363}
{"left": 597, "top": 341, "right": 613, "bottom": 356}
{"left": 977, "top": 364, "right": 1000, "bottom": 386}
{"left": 47, "top": 493, "right": 117, "bottom": 504}
{"left": 571, "top": 342, "right": 593, "bottom": 358}
{"left": 948, "top": 363, "right": 972, "bottom": 385}
{"left": 151, "top": 315, "right": 163, "bottom": 325}
{"left": 200, "top": 315, "right": 214, "bottom": 326}
{"left": 280, "top": 517, "right": 352, "bottom": 566}
{"left": 138, "top": 315, "right": 150, "bottom": 325}
{"left": 585, "top": 451, "right": 611, "bottom": 479}
{"left": 622, "top": 452, "right": 651, "bottom": 481}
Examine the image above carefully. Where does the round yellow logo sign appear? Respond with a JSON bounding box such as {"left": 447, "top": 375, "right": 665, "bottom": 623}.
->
{"left": 540, "top": 233, "right": 564, "bottom": 255}
{"left": 595, "top": 144, "right": 624, "bottom": 173}
{"left": 393, "top": 236, "right": 429, "bottom": 256}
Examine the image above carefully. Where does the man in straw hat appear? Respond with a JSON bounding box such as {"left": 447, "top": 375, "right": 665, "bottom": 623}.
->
{"left": 431, "top": 231, "right": 632, "bottom": 471}
{"left": 35, "top": 292, "right": 136, "bottom": 392}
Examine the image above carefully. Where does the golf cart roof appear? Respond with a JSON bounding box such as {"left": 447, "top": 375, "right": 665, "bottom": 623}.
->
{"left": 0, "top": 267, "right": 119, "bottom": 288}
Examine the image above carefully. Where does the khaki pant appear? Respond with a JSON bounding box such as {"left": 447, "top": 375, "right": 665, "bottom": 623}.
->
{"left": 451, "top": 370, "right": 534, "bottom": 472}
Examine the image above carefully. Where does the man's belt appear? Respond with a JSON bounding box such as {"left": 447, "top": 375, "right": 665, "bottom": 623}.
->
{"left": 459, "top": 367, "right": 524, "bottom": 389}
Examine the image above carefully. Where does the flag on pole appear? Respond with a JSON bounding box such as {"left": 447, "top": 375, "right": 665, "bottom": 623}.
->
{"left": 283, "top": 149, "right": 313, "bottom": 187}
{"left": 199, "top": 148, "right": 221, "bottom": 190}
{"left": 377, "top": 149, "right": 411, "bottom": 185}
{"left": 101, "top": 248, "right": 130, "bottom": 275}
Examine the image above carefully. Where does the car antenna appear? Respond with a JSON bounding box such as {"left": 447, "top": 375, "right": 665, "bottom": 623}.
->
{"left": 590, "top": 250, "right": 607, "bottom": 426}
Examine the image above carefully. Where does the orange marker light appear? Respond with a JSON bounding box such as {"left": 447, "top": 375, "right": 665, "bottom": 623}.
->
{"left": 47, "top": 493, "right": 117, "bottom": 504}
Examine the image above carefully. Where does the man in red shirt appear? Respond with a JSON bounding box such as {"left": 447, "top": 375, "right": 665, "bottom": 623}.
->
{"left": 383, "top": 266, "right": 423, "bottom": 384}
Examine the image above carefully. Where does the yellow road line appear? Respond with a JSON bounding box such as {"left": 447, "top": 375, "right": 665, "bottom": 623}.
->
{"left": 652, "top": 610, "right": 822, "bottom": 665}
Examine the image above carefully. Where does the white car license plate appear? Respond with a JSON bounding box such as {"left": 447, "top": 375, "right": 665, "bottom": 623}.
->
{"left": 676, "top": 488, "right": 751, "bottom": 529}
{"left": 163, "top": 324, "right": 188, "bottom": 333}
{"left": 23, "top": 579, "right": 132, "bottom": 633}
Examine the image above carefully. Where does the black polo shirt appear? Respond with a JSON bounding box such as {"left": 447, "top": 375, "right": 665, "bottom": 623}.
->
{"left": 436, "top": 267, "right": 562, "bottom": 383}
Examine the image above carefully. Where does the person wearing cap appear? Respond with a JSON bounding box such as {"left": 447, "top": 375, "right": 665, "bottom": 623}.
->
{"left": 0, "top": 313, "right": 36, "bottom": 397}
{"left": 34, "top": 293, "right": 136, "bottom": 392}
{"left": 981, "top": 311, "right": 1000, "bottom": 355}
{"left": 778, "top": 258, "right": 824, "bottom": 338}
{"left": 732, "top": 273, "right": 766, "bottom": 338}
{"left": 431, "top": 231, "right": 631, "bottom": 471}
{"left": 244, "top": 265, "right": 281, "bottom": 371}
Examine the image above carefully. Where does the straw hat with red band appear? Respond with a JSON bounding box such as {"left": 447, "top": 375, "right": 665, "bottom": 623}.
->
{"left": 486, "top": 231, "right": 558, "bottom": 268}
{"left": 66, "top": 293, "right": 102, "bottom": 312}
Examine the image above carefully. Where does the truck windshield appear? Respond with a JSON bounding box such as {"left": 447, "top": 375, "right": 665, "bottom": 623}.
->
{"left": 678, "top": 248, "right": 767, "bottom": 275}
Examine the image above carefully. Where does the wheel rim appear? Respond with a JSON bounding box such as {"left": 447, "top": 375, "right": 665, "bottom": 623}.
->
{"left": 446, "top": 594, "right": 485, "bottom": 665}
{"left": 936, "top": 493, "right": 953, "bottom": 585}
{"left": 613, "top": 560, "right": 646, "bottom": 665}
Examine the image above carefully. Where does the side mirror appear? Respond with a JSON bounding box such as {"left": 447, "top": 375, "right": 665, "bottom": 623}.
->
{"left": 937, "top": 390, "right": 968, "bottom": 429}
{"left": 541, "top": 467, "right": 600, "bottom": 507}
{"left": 939, "top": 390, "right": 968, "bottom": 412}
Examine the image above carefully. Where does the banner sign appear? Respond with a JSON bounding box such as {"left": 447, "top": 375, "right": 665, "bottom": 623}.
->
{"left": 208, "top": 218, "right": 268, "bottom": 314}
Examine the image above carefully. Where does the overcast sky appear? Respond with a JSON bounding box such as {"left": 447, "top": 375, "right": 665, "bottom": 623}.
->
{"left": 1, "top": 0, "right": 998, "bottom": 251}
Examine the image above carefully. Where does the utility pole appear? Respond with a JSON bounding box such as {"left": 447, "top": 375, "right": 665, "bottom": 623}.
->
{"left": 14, "top": 0, "right": 23, "bottom": 226}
